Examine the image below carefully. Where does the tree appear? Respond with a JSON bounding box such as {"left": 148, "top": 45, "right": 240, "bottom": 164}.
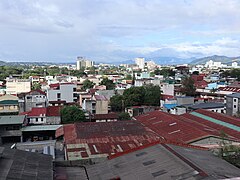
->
{"left": 60, "top": 106, "right": 86, "bottom": 124}
{"left": 100, "top": 78, "right": 115, "bottom": 90}
{"left": 31, "top": 82, "right": 41, "bottom": 90}
{"left": 123, "top": 86, "right": 145, "bottom": 107}
{"left": 143, "top": 84, "right": 161, "bottom": 106}
{"left": 180, "top": 76, "right": 196, "bottom": 96}
{"left": 118, "top": 112, "right": 131, "bottom": 120}
{"left": 110, "top": 94, "right": 124, "bottom": 112}
{"left": 82, "top": 79, "right": 94, "bottom": 90}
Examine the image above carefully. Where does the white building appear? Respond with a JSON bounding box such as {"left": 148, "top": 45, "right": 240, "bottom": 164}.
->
{"left": 46, "top": 83, "right": 78, "bottom": 103}
{"left": 135, "top": 57, "right": 145, "bottom": 69}
{"left": 76, "top": 57, "right": 94, "bottom": 70}
{"left": 205, "top": 60, "right": 222, "bottom": 69}
{"left": 6, "top": 79, "right": 31, "bottom": 95}
{"left": 160, "top": 83, "right": 174, "bottom": 96}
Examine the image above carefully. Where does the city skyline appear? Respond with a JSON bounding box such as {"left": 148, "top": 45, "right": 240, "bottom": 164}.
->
{"left": 0, "top": 0, "right": 240, "bottom": 62}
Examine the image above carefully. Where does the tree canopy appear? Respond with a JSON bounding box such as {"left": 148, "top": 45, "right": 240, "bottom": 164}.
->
{"left": 82, "top": 79, "right": 95, "bottom": 90}
{"left": 100, "top": 77, "right": 115, "bottom": 90}
{"left": 60, "top": 106, "right": 86, "bottom": 124}
{"left": 110, "top": 84, "right": 161, "bottom": 111}
{"left": 180, "top": 76, "right": 196, "bottom": 96}
{"left": 118, "top": 112, "right": 131, "bottom": 121}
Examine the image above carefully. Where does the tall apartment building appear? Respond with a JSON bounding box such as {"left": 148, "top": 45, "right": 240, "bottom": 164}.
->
{"left": 226, "top": 93, "right": 240, "bottom": 116}
{"left": 76, "top": 57, "right": 94, "bottom": 70}
{"left": 135, "top": 57, "right": 145, "bottom": 69}
{"left": 6, "top": 79, "right": 31, "bottom": 95}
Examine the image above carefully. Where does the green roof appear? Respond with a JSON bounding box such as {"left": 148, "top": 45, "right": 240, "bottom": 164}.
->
{"left": 0, "top": 100, "right": 18, "bottom": 105}
{"left": 0, "top": 115, "right": 25, "bottom": 125}
{"left": 190, "top": 112, "right": 240, "bottom": 132}
{"left": 21, "top": 125, "right": 62, "bottom": 132}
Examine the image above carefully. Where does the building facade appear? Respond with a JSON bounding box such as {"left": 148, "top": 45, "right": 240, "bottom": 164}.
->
{"left": 6, "top": 79, "right": 31, "bottom": 95}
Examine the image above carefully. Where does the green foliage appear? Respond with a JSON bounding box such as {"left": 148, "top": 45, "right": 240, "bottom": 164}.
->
{"left": 31, "top": 82, "right": 41, "bottom": 90}
{"left": 123, "top": 86, "right": 145, "bottom": 107}
{"left": 110, "top": 84, "right": 161, "bottom": 111}
{"left": 125, "top": 74, "right": 132, "bottom": 80}
{"left": 100, "top": 78, "right": 115, "bottom": 90}
{"left": 192, "top": 71, "right": 199, "bottom": 75}
{"left": 82, "top": 79, "right": 95, "bottom": 90}
{"left": 221, "top": 69, "right": 240, "bottom": 80}
{"left": 118, "top": 112, "right": 131, "bottom": 120}
{"left": 143, "top": 84, "right": 161, "bottom": 106}
{"left": 154, "top": 68, "right": 175, "bottom": 77}
{"left": 180, "top": 76, "right": 196, "bottom": 96}
{"left": 110, "top": 94, "right": 124, "bottom": 112}
{"left": 60, "top": 106, "right": 86, "bottom": 124}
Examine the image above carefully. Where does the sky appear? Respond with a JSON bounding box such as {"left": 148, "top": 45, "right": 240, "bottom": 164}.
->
{"left": 0, "top": 0, "right": 240, "bottom": 63}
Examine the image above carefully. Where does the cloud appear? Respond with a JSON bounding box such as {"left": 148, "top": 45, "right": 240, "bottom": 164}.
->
{"left": 0, "top": 0, "right": 239, "bottom": 62}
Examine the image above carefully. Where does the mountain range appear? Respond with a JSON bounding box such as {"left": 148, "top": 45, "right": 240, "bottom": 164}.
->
{"left": 1, "top": 55, "right": 240, "bottom": 66}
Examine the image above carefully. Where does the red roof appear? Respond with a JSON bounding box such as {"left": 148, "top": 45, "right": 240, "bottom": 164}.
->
{"left": 135, "top": 111, "right": 211, "bottom": 143}
{"left": 219, "top": 86, "right": 240, "bottom": 92}
{"left": 21, "top": 107, "right": 47, "bottom": 116}
{"left": 47, "top": 106, "right": 61, "bottom": 116}
{"left": 28, "top": 89, "right": 46, "bottom": 95}
{"left": 92, "top": 113, "right": 118, "bottom": 120}
{"left": 161, "top": 94, "right": 175, "bottom": 100}
{"left": 49, "top": 83, "right": 60, "bottom": 89}
{"left": 21, "top": 106, "right": 61, "bottom": 117}
{"left": 181, "top": 109, "right": 240, "bottom": 140}
{"left": 60, "top": 121, "right": 160, "bottom": 158}
{"left": 194, "top": 80, "right": 208, "bottom": 88}
{"left": 136, "top": 110, "right": 240, "bottom": 143}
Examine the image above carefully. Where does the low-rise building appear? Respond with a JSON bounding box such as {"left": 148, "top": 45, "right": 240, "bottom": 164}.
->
{"left": 21, "top": 106, "right": 61, "bottom": 125}
{"left": 18, "top": 89, "right": 47, "bottom": 113}
{"left": 226, "top": 93, "right": 240, "bottom": 116}
{"left": 0, "top": 94, "right": 19, "bottom": 115}
{"left": 0, "top": 115, "right": 27, "bottom": 144}
{"left": 6, "top": 78, "right": 31, "bottom": 95}
{"left": 47, "top": 83, "right": 78, "bottom": 103}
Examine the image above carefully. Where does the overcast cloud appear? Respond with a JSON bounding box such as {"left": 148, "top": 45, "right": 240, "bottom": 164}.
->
{"left": 0, "top": 0, "right": 239, "bottom": 62}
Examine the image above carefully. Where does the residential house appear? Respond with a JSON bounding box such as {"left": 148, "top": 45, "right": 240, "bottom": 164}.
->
{"left": 0, "top": 115, "right": 27, "bottom": 144}
{"left": 0, "top": 94, "right": 19, "bottom": 115}
{"left": 226, "top": 93, "right": 240, "bottom": 116}
{"left": 18, "top": 89, "right": 47, "bottom": 113}
{"left": 82, "top": 95, "right": 109, "bottom": 114}
{"left": 21, "top": 106, "right": 61, "bottom": 125}
{"left": 46, "top": 83, "right": 78, "bottom": 104}
{"left": 5, "top": 78, "right": 31, "bottom": 95}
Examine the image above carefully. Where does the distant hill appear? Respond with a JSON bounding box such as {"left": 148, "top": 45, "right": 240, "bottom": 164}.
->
{"left": 190, "top": 55, "right": 240, "bottom": 65}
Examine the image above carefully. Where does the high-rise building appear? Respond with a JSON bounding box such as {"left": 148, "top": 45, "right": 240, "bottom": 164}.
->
{"left": 135, "top": 57, "right": 145, "bottom": 69}
{"left": 76, "top": 57, "right": 94, "bottom": 70}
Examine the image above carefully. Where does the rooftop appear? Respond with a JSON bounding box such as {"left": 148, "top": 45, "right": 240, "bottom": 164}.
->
{"left": 21, "top": 125, "right": 62, "bottom": 132}
{"left": 0, "top": 115, "right": 25, "bottom": 125}
{"left": 0, "top": 146, "right": 53, "bottom": 179}
{"left": 189, "top": 102, "right": 224, "bottom": 110}
{"left": 84, "top": 143, "right": 240, "bottom": 180}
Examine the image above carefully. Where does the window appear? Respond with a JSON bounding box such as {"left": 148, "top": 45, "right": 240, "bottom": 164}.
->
{"left": 234, "top": 105, "right": 237, "bottom": 108}
{"left": 36, "top": 118, "right": 38, "bottom": 122}
{"left": 41, "top": 118, "right": 44, "bottom": 122}
{"left": 234, "top": 98, "right": 237, "bottom": 102}
{"left": 57, "top": 93, "right": 61, "bottom": 98}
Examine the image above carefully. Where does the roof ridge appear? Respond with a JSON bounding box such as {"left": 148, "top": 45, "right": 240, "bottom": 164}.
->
{"left": 108, "top": 140, "right": 209, "bottom": 160}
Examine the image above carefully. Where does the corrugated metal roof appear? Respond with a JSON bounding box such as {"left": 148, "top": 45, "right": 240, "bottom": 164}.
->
{"left": 190, "top": 111, "right": 240, "bottom": 132}
{"left": 22, "top": 125, "right": 62, "bottom": 131}
{"left": 0, "top": 115, "right": 25, "bottom": 125}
